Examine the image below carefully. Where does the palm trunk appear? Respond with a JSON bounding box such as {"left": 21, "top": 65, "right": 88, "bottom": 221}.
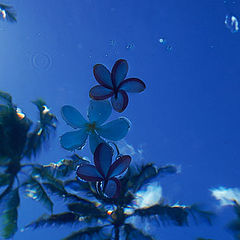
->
{"left": 114, "top": 226, "right": 120, "bottom": 240}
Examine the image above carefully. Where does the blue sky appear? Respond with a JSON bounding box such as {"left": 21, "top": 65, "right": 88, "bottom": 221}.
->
{"left": 1, "top": 0, "right": 240, "bottom": 239}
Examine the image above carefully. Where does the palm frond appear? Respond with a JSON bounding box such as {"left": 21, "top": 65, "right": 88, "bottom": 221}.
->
{"left": 0, "top": 188, "right": 20, "bottom": 239}
{"left": 233, "top": 201, "right": 240, "bottom": 218}
{"left": 25, "top": 99, "right": 57, "bottom": 158}
{"left": 43, "top": 181, "right": 92, "bottom": 203}
{"left": 189, "top": 205, "right": 214, "bottom": 225}
{"left": 64, "top": 179, "right": 88, "bottom": 191}
{"left": 31, "top": 165, "right": 64, "bottom": 190}
{"left": 0, "top": 176, "right": 14, "bottom": 202}
{"left": 0, "top": 104, "right": 31, "bottom": 159}
{"left": 30, "top": 166, "right": 92, "bottom": 203}
{"left": 62, "top": 226, "right": 110, "bottom": 240}
{"left": 125, "top": 163, "right": 177, "bottom": 193}
{"left": 0, "top": 4, "right": 16, "bottom": 22}
{"left": 22, "top": 177, "right": 53, "bottom": 212}
{"left": 0, "top": 105, "right": 9, "bottom": 114}
{"left": 0, "top": 174, "right": 11, "bottom": 187}
{"left": 0, "top": 157, "right": 11, "bottom": 166}
{"left": 67, "top": 202, "right": 107, "bottom": 219}
{"left": 64, "top": 179, "right": 102, "bottom": 202}
{"left": 228, "top": 201, "right": 240, "bottom": 239}
{"left": 124, "top": 224, "right": 155, "bottom": 240}
{"left": 24, "top": 212, "right": 80, "bottom": 230}
{"left": 158, "top": 165, "right": 178, "bottom": 176}
{"left": 196, "top": 238, "right": 214, "bottom": 240}
{"left": 0, "top": 91, "right": 12, "bottom": 105}
{"left": 32, "top": 99, "right": 57, "bottom": 130}
{"left": 132, "top": 203, "right": 213, "bottom": 227}
{"left": 132, "top": 203, "right": 188, "bottom": 226}
{"left": 42, "top": 155, "right": 88, "bottom": 179}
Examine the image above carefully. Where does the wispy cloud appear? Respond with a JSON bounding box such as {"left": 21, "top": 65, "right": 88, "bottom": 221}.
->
{"left": 135, "top": 182, "right": 162, "bottom": 208}
{"left": 210, "top": 186, "right": 240, "bottom": 206}
{"left": 117, "top": 140, "right": 144, "bottom": 161}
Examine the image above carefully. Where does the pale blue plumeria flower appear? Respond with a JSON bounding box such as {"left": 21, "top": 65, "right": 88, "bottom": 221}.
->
{"left": 60, "top": 100, "right": 130, "bottom": 153}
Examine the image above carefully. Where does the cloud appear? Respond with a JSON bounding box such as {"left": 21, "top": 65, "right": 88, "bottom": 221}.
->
{"left": 117, "top": 140, "right": 144, "bottom": 161}
{"left": 210, "top": 186, "right": 240, "bottom": 206}
{"left": 135, "top": 182, "right": 162, "bottom": 208}
{"left": 125, "top": 182, "right": 163, "bottom": 232}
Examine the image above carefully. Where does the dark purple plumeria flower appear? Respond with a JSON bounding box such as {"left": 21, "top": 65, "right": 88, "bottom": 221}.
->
{"left": 76, "top": 143, "right": 131, "bottom": 198}
{"left": 89, "top": 59, "right": 146, "bottom": 112}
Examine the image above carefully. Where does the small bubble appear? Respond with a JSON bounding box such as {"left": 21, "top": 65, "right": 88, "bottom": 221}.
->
{"left": 158, "top": 38, "right": 166, "bottom": 44}
{"left": 125, "top": 42, "right": 135, "bottom": 50}
{"left": 31, "top": 52, "right": 52, "bottom": 70}
{"left": 158, "top": 37, "right": 172, "bottom": 51}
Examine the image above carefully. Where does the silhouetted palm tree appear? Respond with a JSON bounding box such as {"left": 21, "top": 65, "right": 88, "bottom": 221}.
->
{"left": 24, "top": 152, "right": 213, "bottom": 240}
{"left": 0, "top": 91, "right": 56, "bottom": 239}
{"left": 0, "top": 4, "right": 16, "bottom": 22}
{"left": 228, "top": 201, "right": 240, "bottom": 239}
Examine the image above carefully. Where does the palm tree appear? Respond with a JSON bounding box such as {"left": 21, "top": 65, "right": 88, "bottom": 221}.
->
{"left": 0, "top": 91, "right": 57, "bottom": 239}
{"left": 228, "top": 201, "right": 240, "bottom": 239}
{"left": 24, "top": 150, "right": 213, "bottom": 240}
{"left": 0, "top": 3, "right": 16, "bottom": 22}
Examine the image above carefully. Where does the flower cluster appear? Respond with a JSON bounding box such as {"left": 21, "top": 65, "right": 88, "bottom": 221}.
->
{"left": 61, "top": 59, "right": 145, "bottom": 198}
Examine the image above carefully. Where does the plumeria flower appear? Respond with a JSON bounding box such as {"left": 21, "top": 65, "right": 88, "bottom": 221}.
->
{"left": 77, "top": 143, "right": 131, "bottom": 198}
{"left": 60, "top": 100, "right": 130, "bottom": 153}
{"left": 89, "top": 59, "right": 146, "bottom": 112}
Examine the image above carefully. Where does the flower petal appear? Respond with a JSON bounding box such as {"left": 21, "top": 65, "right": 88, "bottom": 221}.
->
{"left": 108, "top": 155, "right": 131, "bottom": 178}
{"left": 87, "top": 100, "right": 112, "bottom": 125}
{"left": 89, "top": 131, "right": 105, "bottom": 154}
{"left": 94, "top": 143, "right": 113, "bottom": 178}
{"left": 89, "top": 85, "right": 114, "bottom": 100}
{"left": 104, "top": 177, "right": 121, "bottom": 198}
{"left": 76, "top": 164, "right": 103, "bottom": 181}
{"left": 61, "top": 105, "right": 87, "bottom": 128}
{"left": 93, "top": 64, "right": 113, "bottom": 89}
{"left": 60, "top": 129, "right": 88, "bottom": 151}
{"left": 97, "top": 117, "right": 130, "bottom": 141}
{"left": 118, "top": 78, "right": 146, "bottom": 93}
{"left": 111, "top": 59, "right": 128, "bottom": 88}
{"left": 111, "top": 90, "right": 128, "bottom": 112}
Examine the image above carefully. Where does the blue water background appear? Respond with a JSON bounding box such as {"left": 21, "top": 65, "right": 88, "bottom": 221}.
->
{"left": 1, "top": 0, "right": 240, "bottom": 239}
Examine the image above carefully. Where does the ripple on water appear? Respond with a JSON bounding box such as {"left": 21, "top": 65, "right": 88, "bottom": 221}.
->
{"left": 31, "top": 52, "right": 52, "bottom": 70}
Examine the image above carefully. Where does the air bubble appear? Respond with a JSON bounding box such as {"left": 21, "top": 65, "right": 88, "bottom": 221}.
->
{"left": 125, "top": 42, "right": 135, "bottom": 50}
{"left": 158, "top": 38, "right": 166, "bottom": 44}
{"left": 158, "top": 37, "right": 173, "bottom": 51}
